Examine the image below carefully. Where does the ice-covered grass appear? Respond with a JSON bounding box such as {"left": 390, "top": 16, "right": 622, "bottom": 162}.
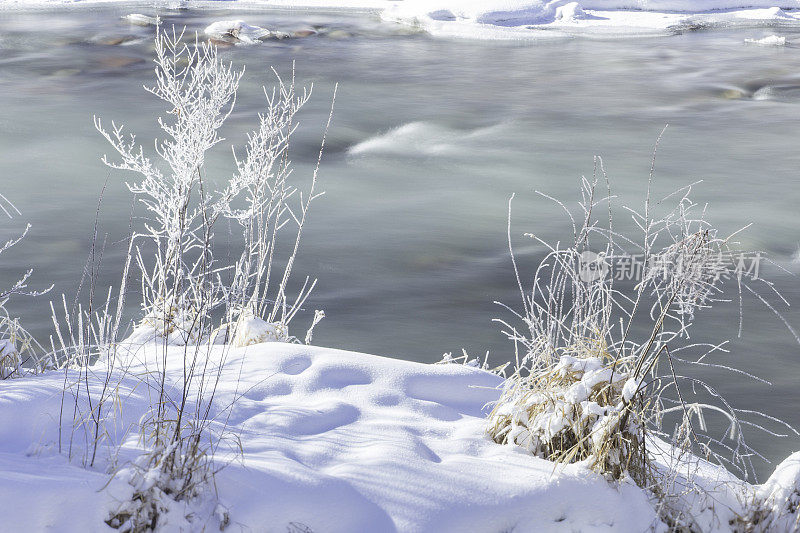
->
{"left": 0, "top": 194, "right": 51, "bottom": 380}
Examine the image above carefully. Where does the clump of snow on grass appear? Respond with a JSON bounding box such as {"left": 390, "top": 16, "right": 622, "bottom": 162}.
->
{"left": 555, "top": 2, "right": 588, "bottom": 22}
{"left": 745, "top": 34, "right": 788, "bottom": 45}
{"left": 0, "top": 338, "right": 20, "bottom": 379}
{"left": 755, "top": 452, "right": 800, "bottom": 529}
{"left": 231, "top": 312, "right": 289, "bottom": 347}
{"left": 125, "top": 304, "right": 203, "bottom": 346}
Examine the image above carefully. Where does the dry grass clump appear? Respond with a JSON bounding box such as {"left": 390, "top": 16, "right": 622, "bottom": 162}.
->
{"left": 490, "top": 143, "right": 799, "bottom": 527}
{"left": 105, "top": 421, "right": 220, "bottom": 532}
{"left": 0, "top": 310, "right": 50, "bottom": 379}
{"left": 489, "top": 333, "right": 649, "bottom": 483}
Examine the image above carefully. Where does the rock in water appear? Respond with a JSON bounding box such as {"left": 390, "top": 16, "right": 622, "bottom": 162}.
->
{"left": 204, "top": 20, "right": 271, "bottom": 45}
{"left": 95, "top": 35, "right": 141, "bottom": 46}
{"left": 293, "top": 28, "right": 318, "bottom": 38}
{"left": 122, "top": 14, "right": 159, "bottom": 27}
{"left": 744, "top": 35, "right": 788, "bottom": 46}
{"left": 325, "top": 30, "right": 352, "bottom": 39}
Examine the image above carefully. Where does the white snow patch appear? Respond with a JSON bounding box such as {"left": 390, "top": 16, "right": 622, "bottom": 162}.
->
{"left": 622, "top": 376, "right": 641, "bottom": 402}
{"left": 381, "top": 0, "right": 800, "bottom": 40}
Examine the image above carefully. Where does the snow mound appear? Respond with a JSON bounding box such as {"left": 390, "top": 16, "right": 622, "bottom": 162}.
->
{"left": 231, "top": 313, "right": 289, "bottom": 346}
{"left": 757, "top": 451, "right": 800, "bottom": 530}
{"left": 0, "top": 342, "right": 665, "bottom": 531}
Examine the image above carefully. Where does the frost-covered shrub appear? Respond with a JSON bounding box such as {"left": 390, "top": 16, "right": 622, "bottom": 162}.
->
{"left": 126, "top": 298, "right": 205, "bottom": 346}
{"left": 0, "top": 194, "right": 50, "bottom": 379}
{"left": 490, "top": 149, "right": 798, "bottom": 527}
{"left": 96, "top": 28, "right": 329, "bottom": 347}
{"left": 91, "top": 27, "right": 334, "bottom": 528}
{"left": 106, "top": 438, "right": 227, "bottom": 532}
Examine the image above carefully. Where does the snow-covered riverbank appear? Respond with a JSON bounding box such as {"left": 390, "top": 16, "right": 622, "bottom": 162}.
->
{"left": 0, "top": 342, "right": 658, "bottom": 531}
{"left": 0, "top": 341, "right": 797, "bottom": 532}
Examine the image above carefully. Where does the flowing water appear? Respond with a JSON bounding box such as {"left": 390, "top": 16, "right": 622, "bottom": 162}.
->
{"left": 1, "top": 4, "right": 800, "bottom": 478}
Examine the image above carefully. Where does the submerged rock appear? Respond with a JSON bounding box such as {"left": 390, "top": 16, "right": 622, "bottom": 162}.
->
{"left": 744, "top": 35, "right": 788, "bottom": 46}
{"left": 121, "top": 14, "right": 160, "bottom": 27}
{"left": 293, "top": 28, "right": 318, "bottom": 38}
{"left": 752, "top": 84, "right": 800, "bottom": 101}
{"left": 720, "top": 88, "right": 747, "bottom": 100}
{"left": 97, "top": 55, "right": 145, "bottom": 69}
{"left": 94, "top": 35, "right": 141, "bottom": 46}
{"left": 325, "top": 29, "right": 352, "bottom": 39}
{"left": 49, "top": 68, "right": 81, "bottom": 77}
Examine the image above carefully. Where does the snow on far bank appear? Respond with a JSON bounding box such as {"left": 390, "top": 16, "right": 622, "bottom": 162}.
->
{"left": 381, "top": 0, "right": 800, "bottom": 40}
{"left": 4, "top": 0, "right": 800, "bottom": 40}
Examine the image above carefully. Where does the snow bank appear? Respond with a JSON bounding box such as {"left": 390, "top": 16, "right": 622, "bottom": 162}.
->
{"left": 0, "top": 342, "right": 666, "bottom": 531}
